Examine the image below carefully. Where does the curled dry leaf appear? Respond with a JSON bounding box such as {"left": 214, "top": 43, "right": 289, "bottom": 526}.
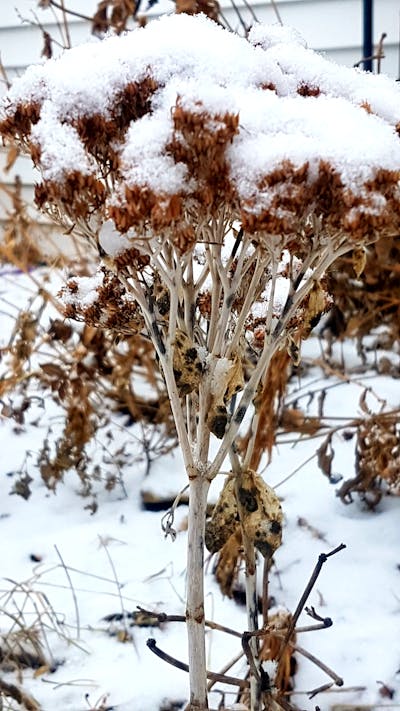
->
{"left": 5, "top": 144, "right": 19, "bottom": 172}
{"left": 205, "top": 470, "right": 282, "bottom": 558}
{"left": 352, "top": 246, "right": 367, "bottom": 277}
{"left": 172, "top": 329, "right": 203, "bottom": 397}
{"left": 207, "top": 354, "right": 245, "bottom": 438}
{"left": 317, "top": 432, "right": 335, "bottom": 481}
{"left": 280, "top": 407, "right": 321, "bottom": 435}
{"left": 205, "top": 475, "right": 238, "bottom": 553}
{"left": 237, "top": 469, "right": 283, "bottom": 558}
{"left": 338, "top": 414, "right": 400, "bottom": 505}
{"left": 213, "top": 528, "right": 243, "bottom": 597}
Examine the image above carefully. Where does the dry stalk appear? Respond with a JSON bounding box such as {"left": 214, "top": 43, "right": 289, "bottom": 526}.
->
{"left": 0, "top": 677, "right": 40, "bottom": 711}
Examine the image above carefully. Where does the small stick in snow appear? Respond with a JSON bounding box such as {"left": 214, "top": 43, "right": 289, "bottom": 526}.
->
{"left": 278, "top": 543, "right": 346, "bottom": 659}
{"left": 146, "top": 638, "right": 249, "bottom": 688}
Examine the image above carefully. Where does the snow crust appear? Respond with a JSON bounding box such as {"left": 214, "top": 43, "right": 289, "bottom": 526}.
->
{"left": 3, "top": 13, "right": 400, "bottom": 201}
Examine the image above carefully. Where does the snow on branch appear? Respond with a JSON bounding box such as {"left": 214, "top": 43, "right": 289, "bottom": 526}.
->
{"left": 1, "top": 13, "right": 400, "bottom": 247}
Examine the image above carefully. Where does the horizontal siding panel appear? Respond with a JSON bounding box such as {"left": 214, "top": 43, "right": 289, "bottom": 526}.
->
{"left": 0, "top": 22, "right": 94, "bottom": 69}
{"left": 0, "top": 0, "right": 98, "bottom": 29}
{"left": 1, "top": 1, "right": 398, "bottom": 73}
{"left": 0, "top": 148, "right": 39, "bottom": 186}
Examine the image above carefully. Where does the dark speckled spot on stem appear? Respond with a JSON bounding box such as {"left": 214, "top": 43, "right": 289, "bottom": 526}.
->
{"left": 234, "top": 405, "right": 246, "bottom": 424}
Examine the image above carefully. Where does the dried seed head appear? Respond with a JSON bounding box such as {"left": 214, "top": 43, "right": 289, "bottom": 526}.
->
{"left": 172, "top": 329, "right": 203, "bottom": 397}
{"left": 238, "top": 469, "right": 283, "bottom": 558}
{"left": 205, "top": 471, "right": 282, "bottom": 558}
{"left": 205, "top": 476, "right": 238, "bottom": 554}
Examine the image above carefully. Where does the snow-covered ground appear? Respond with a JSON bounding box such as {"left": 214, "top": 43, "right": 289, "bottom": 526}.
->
{"left": 0, "top": 270, "right": 399, "bottom": 711}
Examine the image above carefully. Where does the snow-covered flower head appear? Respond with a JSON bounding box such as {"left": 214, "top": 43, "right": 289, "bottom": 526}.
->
{"left": 1, "top": 12, "right": 400, "bottom": 256}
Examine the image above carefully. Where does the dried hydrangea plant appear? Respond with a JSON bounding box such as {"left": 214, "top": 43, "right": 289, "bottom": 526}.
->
{"left": 2, "top": 13, "right": 400, "bottom": 710}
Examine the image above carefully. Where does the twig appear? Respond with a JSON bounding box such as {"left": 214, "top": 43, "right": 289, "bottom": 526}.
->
{"left": 228, "top": 0, "right": 249, "bottom": 34}
{"left": 146, "top": 638, "right": 249, "bottom": 688}
{"left": 295, "top": 621, "right": 332, "bottom": 633}
{"left": 293, "top": 643, "right": 343, "bottom": 686}
{"left": 98, "top": 536, "right": 136, "bottom": 651}
{"left": 58, "top": 0, "right": 72, "bottom": 48}
{"left": 137, "top": 607, "right": 242, "bottom": 638}
{"left": 353, "top": 32, "right": 387, "bottom": 72}
{"left": 278, "top": 544, "right": 346, "bottom": 660}
{"left": 242, "top": 632, "right": 261, "bottom": 683}
{"left": 47, "top": 0, "right": 93, "bottom": 22}
{"left": 206, "top": 650, "right": 244, "bottom": 692}
{"left": 274, "top": 451, "right": 318, "bottom": 489}
{"left": 289, "top": 685, "right": 366, "bottom": 696}
{"left": 54, "top": 544, "right": 81, "bottom": 640}
{"left": 161, "top": 484, "right": 189, "bottom": 541}
{"left": 269, "top": 0, "right": 283, "bottom": 24}
{"left": 308, "top": 681, "right": 336, "bottom": 698}
{"left": 241, "top": 0, "right": 258, "bottom": 23}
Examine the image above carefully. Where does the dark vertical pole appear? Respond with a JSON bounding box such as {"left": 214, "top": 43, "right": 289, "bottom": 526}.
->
{"left": 363, "top": 0, "right": 373, "bottom": 71}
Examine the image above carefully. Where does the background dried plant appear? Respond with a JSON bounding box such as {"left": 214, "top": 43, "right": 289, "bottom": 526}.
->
{"left": 0, "top": 188, "right": 177, "bottom": 502}
{"left": 326, "top": 235, "right": 400, "bottom": 349}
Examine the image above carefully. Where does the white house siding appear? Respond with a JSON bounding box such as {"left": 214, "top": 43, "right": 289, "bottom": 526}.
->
{"left": 0, "top": 0, "right": 399, "bottom": 232}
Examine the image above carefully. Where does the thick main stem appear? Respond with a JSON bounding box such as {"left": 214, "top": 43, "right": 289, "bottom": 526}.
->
{"left": 186, "top": 472, "right": 211, "bottom": 710}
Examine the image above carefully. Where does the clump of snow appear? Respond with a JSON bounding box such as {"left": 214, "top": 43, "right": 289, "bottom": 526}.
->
{"left": 249, "top": 22, "right": 307, "bottom": 50}
{"left": 99, "top": 219, "right": 132, "bottom": 256}
{"left": 62, "top": 270, "right": 104, "bottom": 307}
{"left": 119, "top": 111, "right": 191, "bottom": 194}
{"left": 1, "top": 12, "right": 400, "bottom": 218}
{"left": 31, "top": 105, "right": 93, "bottom": 182}
{"left": 263, "top": 658, "right": 278, "bottom": 683}
{"left": 210, "top": 357, "right": 233, "bottom": 396}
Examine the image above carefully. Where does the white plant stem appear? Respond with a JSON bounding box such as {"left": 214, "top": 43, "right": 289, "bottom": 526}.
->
{"left": 186, "top": 471, "right": 211, "bottom": 710}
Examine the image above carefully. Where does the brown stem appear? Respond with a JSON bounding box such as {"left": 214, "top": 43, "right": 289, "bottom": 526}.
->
{"left": 278, "top": 544, "right": 346, "bottom": 660}
{"left": 146, "top": 638, "right": 248, "bottom": 688}
{"left": 48, "top": 0, "right": 92, "bottom": 22}
{"left": 293, "top": 644, "right": 343, "bottom": 687}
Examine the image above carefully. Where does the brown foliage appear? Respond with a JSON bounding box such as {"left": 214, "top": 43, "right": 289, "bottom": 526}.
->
{"left": 0, "top": 179, "right": 44, "bottom": 270}
{"left": 326, "top": 234, "right": 400, "bottom": 344}
{"left": 246, "top": 350, "right": 291, "bottom": 469}
{"left": 237, "top": 610, "right": 296, "bottom": 709}
{"left": 337, "top": 413, "right": 400, "bottom": 505}
{"left": 92, "top": 0, "right": 137, "bottom": 35}
{"left": 0, "top": 678, "right": 40, "bottom": 711}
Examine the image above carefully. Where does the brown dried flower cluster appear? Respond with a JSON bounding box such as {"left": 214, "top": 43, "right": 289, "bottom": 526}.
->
{"left": 62, "top": 267, "right": 144, "bottom": 334}
{"left": 338, "top": 415, "right": 400, "bottom": 505}
{"left": 2, "top": 15, "right": 400, "bottom": 250}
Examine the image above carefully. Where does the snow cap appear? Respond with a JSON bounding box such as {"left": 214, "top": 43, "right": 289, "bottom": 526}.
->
{"left": 1, "top": 12, "right": 400, "bottom": 246}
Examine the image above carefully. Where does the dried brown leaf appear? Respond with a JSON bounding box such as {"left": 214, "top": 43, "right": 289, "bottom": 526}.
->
{"left": 4, "top": 144, "right": 19, "bottom": 172}
{"left": 352, "top": 246, "right": 367, "bottom": 277}
{"left": 39, "top": 362, "right": 65, "bottom": 378}
{"left": 317, "top": 433, "right": 334, "bottom": 479}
